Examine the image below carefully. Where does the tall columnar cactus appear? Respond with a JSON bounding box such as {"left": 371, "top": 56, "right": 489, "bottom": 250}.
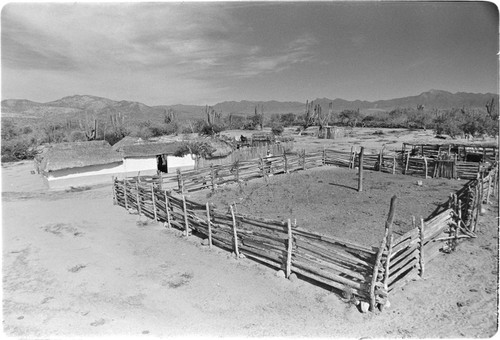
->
{"left": 486, "top": 98, "right": 496, "bottom": 118}
{"left": 303, "top": 100, "right": 316, "bottom": 129}
{"left": 79, "top": 111, "right": 98, "bottom": 141}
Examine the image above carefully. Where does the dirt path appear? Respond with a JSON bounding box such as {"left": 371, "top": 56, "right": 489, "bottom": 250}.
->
{"left": 2, "top": 162, "right": 498, "bottom": 337}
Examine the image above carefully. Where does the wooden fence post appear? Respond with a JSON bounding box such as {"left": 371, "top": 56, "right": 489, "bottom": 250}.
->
{"left": 123, "top": 178, "right": 129, "bottom": 210}
{"left": 177, "top": 168, "right": 185, "bottom": 194}
{"left": 392, "top": 155, "right": 396, "bottom": 175}
{"left": 151, "top": 184, "right": 157, "bottom": 221}
{"left": 135, "top": 180, "right": 142, "bottom": 216}
{"left": 358, "top": 147, "right": 364, "bottom": 192}
{"left": 383, "top": 234, "right": 394, "bottom": 291}
{"left": 112, "top": 177, "right": 117, "bottom": 205}
{"left": 370, "top": 195, "right": 397, "bottom": 311}
{"left": 322, "top": 147, "right": 326, "bottom": 166}
{"left": 283, "top": 153, "right": 288, "bottom": 173}
{"left": 349, "top": 146, "right": 354, "bottom": 169}
{"left": 182, "top": 195, "right": 189, "bottom": 237}
{"left": 423, "top": 157, "right": 428, "bottom": 179}
{"left": 164, "top": 190, "right": 171, "bottom": 229}
{"left": 486, "top": 172, "right": 492, "bottom": 204}
{"left": 418, "top": 217, "right": 425, "bottom": 278}
{"left": 404, "top": 152, "right": 410, "bottom": 175}
{"left": 206, "top": 202, "right": 212, "bottom": 248}
{"left": 378, "top": 148, "right": 383, "bottom": 171}
{"left": 286, "top": 219, "right": 293, "bottom": 278}
{"left": 479, "top": 171, "right": 484, "bottom": 215}
{"left": 230, "top": 205, "right": 240, "bottom": 258}
{"left": 495, "top": 167, "right": 499, "bottom": 198}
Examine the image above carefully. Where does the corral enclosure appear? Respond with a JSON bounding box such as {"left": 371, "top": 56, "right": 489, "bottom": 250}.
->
{"left": 190, "top": 166, "right": 465, "bottom": 247}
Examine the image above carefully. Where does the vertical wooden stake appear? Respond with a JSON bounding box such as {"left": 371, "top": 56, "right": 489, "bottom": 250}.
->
{"left": 286, "top": 219, "right": 293, "bottom": 278}
{"left": 283, "top": 153, "right": 288, "bottom": 173}
{"left": 136, "top": 181, "right": 141, "bottom": 216}
{"left": 419, "top": 218, "right": 425, "bottom": 278}
{"left": 423, "top": 157, "right": 428, "bottom": 179}
{"left": 370, "top": 195, "right": 397, "bottom": 311}
{"left": 487, "top": 172, "right": 492, "bottom": 204}
{"left": 322, "top": 147, "right": 326, "bottom": 166}
{"left": 164, "top": 190, "right": 171, "bottom": 229}
{"left": 494, "top": 167, "right": 498, "bottom": 198}
{"left": 458, "top": 199, "right": 462, "bottom": 221}
{"left": 378, "top": 148, "right": 383, "bottom": 171}
{"left": 123, "top": 178, "right": 129, "bottom": 210}
{"left": 358, "top": 147, "right": 364, "bottom": 192}
{"left": 112, "top": 177, "right": 117, "bottom": 205}
{"left": 182, "top": 195, "right": 189, "bottom": 237}
{"left": 404, "top": 152, "right": 410, "bottom": 174}
{"left": 230, "top": 205, "right": 240, "bottom": 258}
{"left": 151, "top": 185, "right": 157, "bottom": 221}
{"left": 392, "top": 155, "right": 396, "bottom": 175}
{"left": 349, "top": 146, "right": 354, "bottom": 169}
{"left": 206, "top": 202, "right": 212, "bottom": 248}
{"left": 383, "top": 234, "right": 394, "bottom": 291}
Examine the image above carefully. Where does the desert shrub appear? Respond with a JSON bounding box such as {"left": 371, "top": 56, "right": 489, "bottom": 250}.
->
{"left": 1, "top": 138, "right": 38, "bottom": 162}
{"left": 244, "top": 113, "right": 263, "bottom": 130}
{"left": 68, "top": 130, "right": 87, "bottom": 142}
{"left": 225, "top": 114, "right": 246, "bottom": 129}
{"left": 280, "top": 113, "right": 297, "bottom": 126}
{"left": 271, "top": 123, "right": 284, "bottom": 135}
{"left": 174, "top": 140, "right": 215, "bottom": 158}
{"left": 199, "top": 122, "right": 225, "bottom": 136}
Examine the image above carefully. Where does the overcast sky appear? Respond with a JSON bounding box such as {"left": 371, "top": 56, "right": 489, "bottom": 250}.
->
{"left": 2, "top": 2, "right": 498, "bottom": 106}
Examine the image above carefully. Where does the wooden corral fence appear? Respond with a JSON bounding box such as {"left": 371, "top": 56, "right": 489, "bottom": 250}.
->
{"left": 384, "top": 163, "right": 498, "bottom": 295}
{"left": 112, "top": 177, "right": 380, "bottom": 309}
{"left": 402, "top": 143, "right": 498, "bottom": 164}
{"left": 112, "top": 163, "right": 498, "bottom": 312}
{"left": 176, "top": 150, "right": 322, "bottom": 193}
{"left": 325, "top": 147, "right": 494, "bottom": 180}
{"left": 130, "top": 145, "right": 494, "bottom": 195}
{"left": 195, "top": 142, "right": 294, "bottom": 168}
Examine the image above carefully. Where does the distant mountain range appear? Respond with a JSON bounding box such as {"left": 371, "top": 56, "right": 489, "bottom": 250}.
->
{"left": 2, "top": 90, "right": 497, "bottom": 123}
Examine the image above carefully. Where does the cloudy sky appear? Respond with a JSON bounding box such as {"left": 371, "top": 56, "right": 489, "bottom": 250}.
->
{"left": 2, "top": 2, "right": 498, "bottom": 106}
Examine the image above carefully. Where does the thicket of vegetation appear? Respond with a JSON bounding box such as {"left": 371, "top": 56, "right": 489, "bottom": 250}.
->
{"left": 2, "top": 99, "right": 498, "bottom": 162}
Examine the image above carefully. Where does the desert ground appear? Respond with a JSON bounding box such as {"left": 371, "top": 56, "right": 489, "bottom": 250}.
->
{"left": 2, "top": 128, "right": 498, "bottom": 338}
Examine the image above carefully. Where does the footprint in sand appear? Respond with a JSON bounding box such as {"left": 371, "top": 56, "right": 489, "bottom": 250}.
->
{"left": 90, "top": 318, "right": 106, "bottom": 327}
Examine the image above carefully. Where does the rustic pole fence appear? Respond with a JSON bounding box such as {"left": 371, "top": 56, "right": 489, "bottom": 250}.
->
{"left": 206, "top": 202, "right": 212, "bottom": 248}
{"left": 418, "top": 217, "right": 425, "bottom": 277}
{"left": 164, "top": 190, "right": 171, "bottom": 229}
{"left": 286, "top": 218, "right": 293, "bottom": 278}
{"left": 230, "top": 204, "right": 240, "bottom": 258}
{"left": 123, "top": 178, "right": 128, "bottom": 210}
{"left": 182, "top": 195, "right": 189, "bottom": 237}
{"left": 151, "top": 184, "right": 157, "bottom": 221}
{"left": 358, "top": 147, "right": 364, "bottom": 192}
{"left": 369, "top": 195, "right": 397, "bottom": 311}
{"left": 135, "top": 180, "right": 142, "bottom": 216}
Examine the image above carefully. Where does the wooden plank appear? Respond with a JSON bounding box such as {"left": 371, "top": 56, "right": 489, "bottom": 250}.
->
{"left": 295, "top": 237, "right": 373, "bottom": 268}
{"left": 230, "top": 205, "right": 240, "bottom": 258}
{"left": 292, "top": 257, "right": 368, "bottom": 292}
{"left": 293, "top": 249, "right": 368, "bottom": 281}
{"left": 286, "top": 219, "right": 293, "bottom": 278}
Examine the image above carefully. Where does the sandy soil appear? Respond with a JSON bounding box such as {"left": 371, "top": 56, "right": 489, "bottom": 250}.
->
{"left": 191, "top": 166, "right": 466, "bottom": 247}
{"left": 2, "top": 130, "right": 498, "bottom": 338}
